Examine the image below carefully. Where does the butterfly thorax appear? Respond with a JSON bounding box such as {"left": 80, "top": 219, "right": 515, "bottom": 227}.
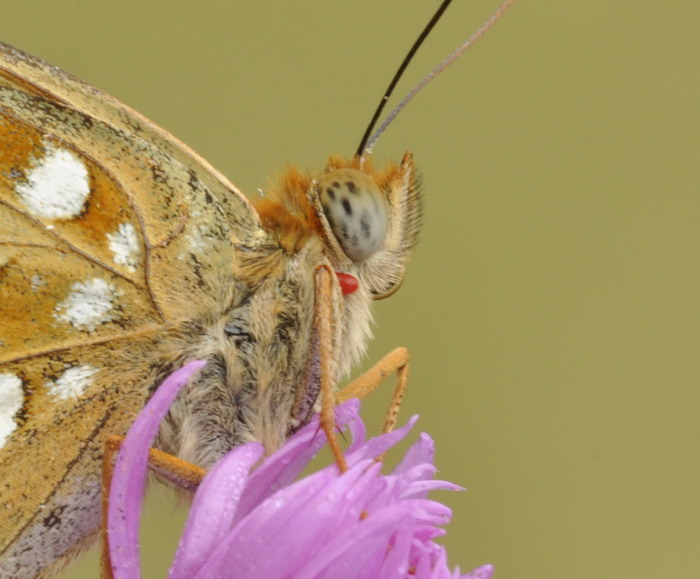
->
{"left": 154, "top": 236, "right": 353, "bottom": 467}
{"left": 154, "top": 156, "right": 421, "bottom": 468}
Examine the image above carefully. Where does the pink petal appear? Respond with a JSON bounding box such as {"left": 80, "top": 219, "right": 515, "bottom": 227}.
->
{"left": 394, "top": 432, "right": 436, "bottom": 474}
{"left": 462, "top": 564, "right": 494, "bottom": 579}
{"left": 343, "top": 399, "right": 367, "bottom": 452}
{"left": 169, "top": 442, "right": 264, "bottom": 578}
{"left": 376, "top": 519, "right": 415, "bottom": 577}
{"left": 234, "top": 399, "right": 361, "bottom": 523}
{"left": 112, "top": 369, "right": 483, "bottom": 579}
{"left": 295, "top": 506, "right": 418, "bottom": 578}
{"left": 108, "top": 360, "right": 206, "bottom": 579}
{"left": 346, "top": 414, "right": 419, "bottom": 467}
{"left": 198, "top": 460, "right": 383, "bottom": 577}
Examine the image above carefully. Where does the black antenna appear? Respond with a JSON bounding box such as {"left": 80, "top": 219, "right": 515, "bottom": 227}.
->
{"left": 355, "top": 0, "right": 454, "bottom": 158}
{"left": 358, "top": 0, "right": 519, "bottom": 157}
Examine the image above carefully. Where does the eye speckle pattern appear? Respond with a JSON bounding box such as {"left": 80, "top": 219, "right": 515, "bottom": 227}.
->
{"left": 318, "top": 169, "right": 387, "bottom": 262}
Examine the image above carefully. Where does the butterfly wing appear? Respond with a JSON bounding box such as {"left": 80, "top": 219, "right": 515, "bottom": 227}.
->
{"left": 0, "top": 42, "right": 263, "bottom": 575}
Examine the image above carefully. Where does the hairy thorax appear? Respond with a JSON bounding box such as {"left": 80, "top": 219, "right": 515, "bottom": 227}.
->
{"left": 155, "top": 233, "right": 374, "bottom": 468}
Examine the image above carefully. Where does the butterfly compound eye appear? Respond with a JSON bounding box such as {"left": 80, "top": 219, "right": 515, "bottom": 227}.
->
{"left": 318, "top": 168, "right": 388, "bottom": 262}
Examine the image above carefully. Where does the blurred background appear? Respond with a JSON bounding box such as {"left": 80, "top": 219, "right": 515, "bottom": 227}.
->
{"left": 3, "top": 1, "right": 699, "bottom": 577}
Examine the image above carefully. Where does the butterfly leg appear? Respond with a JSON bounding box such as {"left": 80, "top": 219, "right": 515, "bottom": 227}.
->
{"left": 313, "top": 266, "right": 411, "bottom": 469}
{"left": 313, "top": 265, "right": 350, "bottom": 473}
{"left": 100, "top": 436, "right": 206, "bottom": 578}
{"left": 337, "top": 347, "right": 410, "bottom": 436}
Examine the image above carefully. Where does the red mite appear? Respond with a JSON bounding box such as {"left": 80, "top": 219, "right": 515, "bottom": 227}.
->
{"left": 337, "top": 272, "right": 359, "bottom": 295}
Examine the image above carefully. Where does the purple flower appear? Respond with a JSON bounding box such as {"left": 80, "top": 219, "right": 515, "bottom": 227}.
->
{"left": 108, "top": 361, "right": 493, "bottom": 579}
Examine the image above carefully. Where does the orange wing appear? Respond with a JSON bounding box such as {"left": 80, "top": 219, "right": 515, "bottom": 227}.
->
{"left": 0, "top": 42, "right": 263, "bottom": 576}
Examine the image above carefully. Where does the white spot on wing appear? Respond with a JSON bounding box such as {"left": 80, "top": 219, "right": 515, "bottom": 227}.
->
{"left": 0, "top": 373, "right": 24, "bottom": 448}
{"left": 187, "top": 215, "right": 207, "bottom": 253}
{"left": 54, "top": 278, "right": 117, "bottom": 331}
{"left": 15, "top": 142, "right": 91, "bottom": 220}
{"left": 31, "top": 275, "right": 45, "bottom": 291}
{"left": 45, "top": 365, "right": 98, "bottom": 400}
{"left": 107, "top": 223, "right": 141, "bottom": 272}
{"left": 180, "top": 221, "right": 215, "bottom": 260}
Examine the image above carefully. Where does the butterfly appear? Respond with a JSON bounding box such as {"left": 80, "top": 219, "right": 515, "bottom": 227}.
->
{"left": 0, "top": 40, "right": 420, "bottom": 577}
{"left": 0, "top": 0, "right": 517, "bottom": 575}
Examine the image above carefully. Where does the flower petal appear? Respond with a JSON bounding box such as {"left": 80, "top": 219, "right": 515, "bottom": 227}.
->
{"left": 197, "top": 459, "right": 382, "bottom": 577}
{"left": 108, "top": 360, "right": 206, "bottom": 579}
{"left": 169, "top": 442, "right": 264, "bottom": 578}
{"left": 346, "top": 414, "right": 419, "bottom": 467}
{"left": 462, "top": 564, "right": 494, "bottom": 579}
{"left": 394, "top": 432, "right": 435, "bottom": 474}
{"left": 233, "top": 398, "right": 362, "bottom": 523}
{"left": 295, "top": 506, "right": 418, "bottom": 578}
{"left": 112, "top": 370, "right": 482, "bottom": 579}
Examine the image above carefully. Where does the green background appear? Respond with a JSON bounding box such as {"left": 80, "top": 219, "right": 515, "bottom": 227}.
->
{"left": 4, "top": 1, "right": 699, "bottom": 577}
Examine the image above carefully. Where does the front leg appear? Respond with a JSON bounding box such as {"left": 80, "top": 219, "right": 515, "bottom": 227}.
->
{"left": 313, "top": 265, "right": 349, "bottom": 473}
{"left": 313, "top": 265, "right": 411, "bottom": 469}
{"left": 338, "top": 347, "right": 410, "bottom": 436}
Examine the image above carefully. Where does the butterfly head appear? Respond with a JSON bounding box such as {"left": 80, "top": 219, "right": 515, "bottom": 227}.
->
{"left": 255, "top": 154, "right": 421, "bottom": 300}
{"left": 317, "top": 168, "right": 388, "bottom": 263}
